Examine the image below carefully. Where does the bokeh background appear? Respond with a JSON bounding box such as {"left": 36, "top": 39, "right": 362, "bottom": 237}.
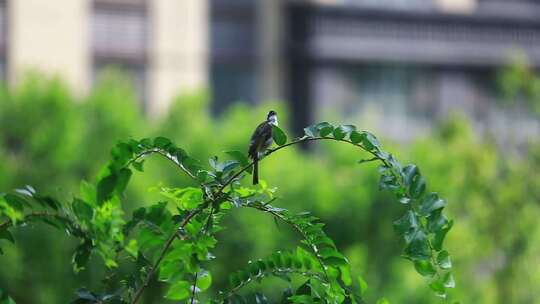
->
{"left": 1, "top": 0, "right": 540, "bottom": 303}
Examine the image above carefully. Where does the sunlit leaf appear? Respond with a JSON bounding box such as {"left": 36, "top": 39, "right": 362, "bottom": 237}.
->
{"left": 165, "top": 280, "right": 191, "bottom": 300}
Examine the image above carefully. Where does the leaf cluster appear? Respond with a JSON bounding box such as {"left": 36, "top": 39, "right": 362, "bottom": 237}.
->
{"left": 0, "top": 122, "right": 456, "bottom": 303}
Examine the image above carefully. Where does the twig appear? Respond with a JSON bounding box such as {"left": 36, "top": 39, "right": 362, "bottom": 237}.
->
{"left": 126, "top": 148, "right": 198, "bottom": 181}
{"left": 246, "top": 203, "right": 330, "bottom": 282}
{"left": 224, "top": 269, "right": 325, "bottom": 299}
{"left": 189, "top": 207, "right": 214, "bottom": 304}
{"left": 0, "top": 212, "right": 77, "bottom": 231}
{"left": 190, "top": 272, "right": 198, "bottom": 304}
{"left": 131, "top": 205, "right": 205, "bottom": 304}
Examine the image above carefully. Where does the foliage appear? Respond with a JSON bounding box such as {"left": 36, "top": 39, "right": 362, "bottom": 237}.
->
{"left": 0, "top": 75, "right": 538, "bottom": 303}
{"left": 497, "top": 54, "right": 540, "bottom": 116}
{"left": 0, "top": 118, "right": 456, "bottom": 303}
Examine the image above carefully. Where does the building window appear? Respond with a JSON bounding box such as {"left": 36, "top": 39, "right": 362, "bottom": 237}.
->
{"left": 313, "top": 64, "right": 438, "bottom": 140}
{"left": 91, "top": 0, "right": 148, "bottom": 108}
{"left": 210, "top": 0, "right": 258, "bottom": 111}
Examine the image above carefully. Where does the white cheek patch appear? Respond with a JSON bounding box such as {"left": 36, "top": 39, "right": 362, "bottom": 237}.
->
{"left": 269, "top": 115, "right": 278, "bottom": 126}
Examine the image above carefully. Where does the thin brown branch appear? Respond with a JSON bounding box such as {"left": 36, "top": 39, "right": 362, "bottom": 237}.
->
{"left": 189, "top": 207, "right": 214, "bottom": 304}
{"left": 246, "top": 203, "right": 330, "bottom": 281}
{"left": 224, "top": 269, "right": 325, "bottom": 299}
{"left": 126, "top": 148, "right": 198, "bottom": 181}
{"left": 0, "top": 212, "right": 76, "bottom": 231}
{"left": 131, "top": 205, "right": 206, "bottom": 304}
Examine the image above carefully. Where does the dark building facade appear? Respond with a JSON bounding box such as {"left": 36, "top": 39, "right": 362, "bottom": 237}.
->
{"left": 210, "top": 0, "right": 540, "bottom": 143}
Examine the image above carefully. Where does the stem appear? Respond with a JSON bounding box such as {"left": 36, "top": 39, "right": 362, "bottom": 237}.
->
{"left": 247, "top": 203, "right": 330, "bottom": 281}
{"left": 126, "top": 148, "right": 198, "bottom": 181}
{"left": 224, "top": 269, "right": 325, "bottom": 299}
{"left": 188, "top": 207, "right": 214, "bottom": 304}
{"left": 190, "top": 272, "right": 198, "bottom": 304}
{"left": 131, "top": 205, "right": 205, "bottom": 304}
{"left": 0, "top": 212, "right": 79, "bottom": 231}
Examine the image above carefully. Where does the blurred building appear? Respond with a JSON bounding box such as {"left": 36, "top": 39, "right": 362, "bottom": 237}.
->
{"left": 2, "top": 0, "right": 207, "bottom": 117}
{"left": 211, "top": 0, "right": 540, "bottom": 142}
{"left": 1, "top": 0, "right": 539, "bottom": 141}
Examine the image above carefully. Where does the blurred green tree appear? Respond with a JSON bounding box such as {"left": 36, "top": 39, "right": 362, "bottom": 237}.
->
{"left": 0, "top": 72, "right": 538, "bottom": 303}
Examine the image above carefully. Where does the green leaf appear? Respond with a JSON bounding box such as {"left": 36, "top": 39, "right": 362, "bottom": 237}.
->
{"left": 404, "top": 229, "right": 431, "bottom": 260}
{"left": 432, "top": 220, "right": 453, "bottom": 251}
{"left": 96, "top": 174, "right": 116, "bottom": 204}
{"left": 393, "top": 210, "right": 418, "bottom": 236}
{"left": 72, "top": 238, "right": 92, "bottom": 272}
{"left": 414, "top": 260, "right": 436, "bottom": 277}
{"left": 197, "top": 170, "right": 209, "bottom": 183}
{"left": 429, "top": 280, "right": 446, "bottom": 297}
{"left": 303, "top": 125, "right": 319, "bottom": 138}
{"left": 315, "top": 122, "right": 333, "bottom": 129}
{"left": 376, "top": 297, "right": 390, "bottom": 304}
{"left": 402, "top": 165, "right": 426, "bottom": 198}
{"left": 319, "top": 123, "right": 335, "bottom": 137}
{"left": 80, "top": 181, "right": 96, "bottom": 205}
{"left": 221, "top": 160, "right": 240, "bottom": 173}
{"left": 272, "top": 125, "right": 287, "bottom": 146}
{"left": 72, "top": 199, "right": 93, "bottom": 223}
{"left": 140, "top": 138, "right": 152, "bottom": 147}
{"left": 350, "top": 131, "right": 362, "bottom": 144}
{"left": 110, "top": 142, "right": 132, "bottom": 166}
{"left": 420, "top": 193, "right": 446, "bottom": 215}
{"left": 379, "top": 174, "right": 399, "bottom": 191}
{"left": 248, "top": 261, "right": 262, "bottom": 276}
{"left": 0, "top": 197, "right": 23, "bottom": 223}
{"left": 165, "top": 280, "right": 191, "bottom": 300}
{"left": 197, "top": 270, "right": 212, "bottom": 292}
{"left": 181, "top": 156, "right": 202, "bottom": 176}
{"left": 177, "top": 188, "right": 204, "bottom": 210}
{"left": 358, "top": 157, "right": 378, "bottom": 165}
{"left": 410, "top": 175, "right": 426, "bottom": 199}
{"left": 427, "top": 210, "right": 449, "bottom": 233}
{"left": 0, "top": 229, "right": 14, "bottom": 244}
{"left": 209, "top": 156, "right": 218, "bottom": 170}
{"left": 34, "top": 195, "right": 60, "bottom": 210}
{"left": 14, "top": 185, "right": 35, "bottom": 197}
{"left": 173, "top": 147, "right": 187, "bottom": 162}
{"left": 340, "top": 124, "right": 356, "bottom": 135}
{"left": 97, "top": 168, "right": 132, "bottom": 203}
{"left": 357, "top": 275, "right": 368, "bottom": 296}
{"left": 154, "top": 136, "right": 172, "bottom": 149}
{"left": 442, "top": 272, "right": 455, "bottom": 288}
{"left": 229, "top": 272, "right": 241, "bottom": 287}
{"left": 437, "top": 250, "right": 452, "bottom": 269}
{"left": 402, "top": 164, "right": 418, "bottom": 186}
{"left": 4, "top": 194, "right": 28, "bottom": 211}
{"left": 399, "top": 197, "right": 411, "bottom": 205}
{"left": 117, "top": 168, "right": 132, "bottom": 195}
{"left": 333, "top": 126, "right": 347, "bottom": 140}
{"left": 238, "top": 270, "right": 250, "bottom": 282}
{"left": 225, "top": 151, "right": 249, "bottom": 167}
{"left": 319, "top": 248, "right": 348, "bottom": 266}
{"left": 132, "top": 160, "right": 144, "bottom": 172}
{"left": 361, "top": 132, "right": 380, "bottom": 151}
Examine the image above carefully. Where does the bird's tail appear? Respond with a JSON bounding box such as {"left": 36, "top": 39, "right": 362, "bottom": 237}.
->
{"left": 252, "top": 159, "right": 259, "bottom": 185}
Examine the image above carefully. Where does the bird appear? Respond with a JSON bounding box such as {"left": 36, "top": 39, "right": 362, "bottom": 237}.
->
{"left": 248, "top": 110, "right": 278, "bottom": 185}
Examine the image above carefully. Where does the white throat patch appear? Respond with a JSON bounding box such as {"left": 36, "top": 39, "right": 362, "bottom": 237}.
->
{"left": 268, "top": 115, "right": 278, "bottom": 126}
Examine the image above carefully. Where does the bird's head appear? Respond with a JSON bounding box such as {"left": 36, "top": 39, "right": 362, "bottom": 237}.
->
{"left": 267, "top": 110, "right": 278, "bottom": 126}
